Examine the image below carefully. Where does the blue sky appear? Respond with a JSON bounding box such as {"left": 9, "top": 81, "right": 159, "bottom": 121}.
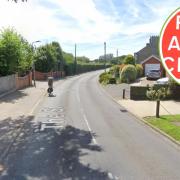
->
{"left": 0, "top": 0, "right": 179, "bottom": 59}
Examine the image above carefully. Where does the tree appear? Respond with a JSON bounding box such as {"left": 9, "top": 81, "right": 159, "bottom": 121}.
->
{"left": 123, "top": 54, "right": 135, "bottom": 65}
{"left": 146, "top": 86, "right": 170, "bottom": 118}
{"left": 51, "top": 41, "right": 64, "bottom": 71}
{"left": 34, "top": 43, "right": 57, "bottom": 73}
{"left": 0, "top": 28, "right": 33, "bottom": 76}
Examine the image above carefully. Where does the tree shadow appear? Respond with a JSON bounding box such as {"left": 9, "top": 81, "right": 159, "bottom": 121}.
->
{"left": 0, "top": 90, "right": 28, "bottom": 104}
{"left": 0, "top": 118, "right": 109, "bottom": 180}
{"left": 0, "top": 116, "right": 34, "bottom": 162}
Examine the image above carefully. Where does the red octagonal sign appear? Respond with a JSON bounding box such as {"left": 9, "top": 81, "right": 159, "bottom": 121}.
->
{"left": 159, "top": 8, "right": 180, "bottom": 84}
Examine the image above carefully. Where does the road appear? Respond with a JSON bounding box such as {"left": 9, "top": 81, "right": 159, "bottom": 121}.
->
{"left": 1, "top": 70, "right": 180, "bottom": 180}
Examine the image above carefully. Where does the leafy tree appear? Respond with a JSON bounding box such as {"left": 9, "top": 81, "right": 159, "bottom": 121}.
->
{"left": 123, "top": 54, "right": 135, "bottom": 65}
{"left": 51, "top": 41, "right": 64, "bottom": 71}
{"left": 0, "top": 28, "right": 33, "bottom": 76}
{"left": 34, "top": 44, "right": 56, "bottom": 73}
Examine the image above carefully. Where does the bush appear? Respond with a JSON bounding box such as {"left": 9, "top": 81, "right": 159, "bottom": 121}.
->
{"left": 123, "top": 54, "right": 135, "bottom": 65}
{"left": 99, "top": 72, "right": 112, "bottom": 84}
{"left": 108, "top": 77, "right": 116, "bottom": 84}
{"left": 146, "top": 86, "right": 171, "bottom": 100}
{"left": 136, "top": 64, "right": 143, "bottom": 78}
{"left": 120, "top": 65, "right": 137, "bottom": 83}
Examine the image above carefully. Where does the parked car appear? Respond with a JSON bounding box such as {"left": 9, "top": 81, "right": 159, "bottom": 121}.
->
{"left": 146, "top": 69, "right": 161, "bottom": 80}
{"left": 156, "top": 77, "right": 169, "bottom": 85}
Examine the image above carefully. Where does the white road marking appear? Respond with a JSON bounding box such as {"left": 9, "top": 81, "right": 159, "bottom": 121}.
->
{"left": 76, "top": 84, "right": 98, "bottom": 145}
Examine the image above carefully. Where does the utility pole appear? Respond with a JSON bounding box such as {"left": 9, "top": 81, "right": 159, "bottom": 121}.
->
{"left": 74, "top": 43, "right": 77, "bottom": 75}
{"left": 104, "top": 42, "right": 106, "bottom": 72}
{"left": 32, "top": 40, "right": 41, "bottom": 88}
{"left": 116, "top": 49, "right": 118, "bottom": 58}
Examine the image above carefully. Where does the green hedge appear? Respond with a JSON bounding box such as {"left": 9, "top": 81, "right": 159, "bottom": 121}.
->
{"left": 130, "top": 86, "right": 149, "bottom": 100}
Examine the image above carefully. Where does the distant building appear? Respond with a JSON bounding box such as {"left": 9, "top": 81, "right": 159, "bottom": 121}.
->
{"left": 134, "top": 36, "right": 159, "bottom": 64}
{"left": 99, "top": 54, "right": 113, "bottom": 61}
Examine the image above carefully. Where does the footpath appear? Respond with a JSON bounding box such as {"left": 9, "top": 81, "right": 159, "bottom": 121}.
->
{"left": 0, "top": 80, "right": 62, "bottom": 166}
{"left": 103, "top": 84, "right": 180, "bottom": 118}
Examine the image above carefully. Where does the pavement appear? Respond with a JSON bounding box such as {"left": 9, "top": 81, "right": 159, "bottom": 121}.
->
{"left": 119, "top": 99, "right": 180, "bottom": 118}
{"left": 103, "top": 79, "right": 180, "bottom": 118}
{"left": 0, "top": 79, "right": 63, "bottom": 165}
{"left": 1, "top": 71, "right": 180, "bottom": 180}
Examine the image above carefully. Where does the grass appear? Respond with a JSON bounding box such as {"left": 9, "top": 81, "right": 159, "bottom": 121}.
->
{"left": 144, "top": 115, "right": 180, "bottom": 141}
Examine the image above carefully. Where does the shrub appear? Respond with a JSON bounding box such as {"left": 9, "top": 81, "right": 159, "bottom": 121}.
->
{"left": 146, "top": 86, "right": 171, "bottom": 101}
{"left": 130, "top": 86, "right": 148, "bottom": 100}
{"left": 108, "top": 77, "right": 116, "bottom": 84}
{"left": 99, "top": 72, "right": 112, "bottom": 84}
{"left": 123, "top": 54, "right": 135, "bottom": 65}
{"left": 136, "top": 64, "right": 143, "bottom": 78}
{"left": 120, "top": 65, "right": 137, "bottom": 83}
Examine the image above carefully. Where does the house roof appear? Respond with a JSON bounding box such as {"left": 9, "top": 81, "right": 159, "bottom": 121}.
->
{"left": 140, "top": 55, "right": 161, "bottom": 64}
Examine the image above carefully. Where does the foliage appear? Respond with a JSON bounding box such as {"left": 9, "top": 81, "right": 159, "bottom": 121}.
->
{"left": 99, "top": 72, "right": 112, "bottom": 84}
{"left": 109, "top": 65, "right": 119, "bottom": 78}
{"left": 123, "top": 54, "right": 135, "bottom": 65}
{"left": 110, "top": 55, "right": 126, "bottom": 65}
{"left": 146, "top": 86, "right": 170, "bottom": 101}
{"left": 145, "top": 115, "right": 180, "bottom": 141}
{"left": 34, "top": 42, "right": 64, "bottom": 73}
{"left": 0, "top": 28, "right": 33, "bottom": 76}
{"left": 136, "top": 64, "right": 143, "bottom": 78}
{"left": 120, "top": 65, "right": 137, "bottom": 83}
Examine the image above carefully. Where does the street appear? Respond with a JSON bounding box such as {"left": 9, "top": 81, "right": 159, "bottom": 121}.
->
{"left": 1, "top": 70, "right": 180, "bottom": 180}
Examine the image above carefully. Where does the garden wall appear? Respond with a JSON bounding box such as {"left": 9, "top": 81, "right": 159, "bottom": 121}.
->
{"left": 0, "top": 74, "right": 16, "bottom": 95}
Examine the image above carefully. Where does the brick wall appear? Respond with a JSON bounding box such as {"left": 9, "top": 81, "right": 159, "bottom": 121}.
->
{"left": 16, "top": 72, "right": 32, "bottom": 90}
{"left": 35, "top": 71, "right": 65, "bottom": 80}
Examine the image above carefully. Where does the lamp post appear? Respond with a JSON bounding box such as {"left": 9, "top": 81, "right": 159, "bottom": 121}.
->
{"left": 32, "top": 40, "right": 41, "bottom": 87}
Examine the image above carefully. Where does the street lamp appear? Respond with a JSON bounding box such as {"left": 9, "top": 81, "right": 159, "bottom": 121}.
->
{"left": 32, "top": 40, "right": 41, "bottom": 87}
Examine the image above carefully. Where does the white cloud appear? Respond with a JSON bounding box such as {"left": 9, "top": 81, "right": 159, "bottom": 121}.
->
{"left": 0, "top": 0, "right": 179, "bottom": 59}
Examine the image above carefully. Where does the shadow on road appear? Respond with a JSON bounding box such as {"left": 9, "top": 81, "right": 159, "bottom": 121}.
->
{"left": 0, "top": 90, "right": 28, "bottom": 104}
{"left": 0, "top": 120, "right": 108, "bottom": 180}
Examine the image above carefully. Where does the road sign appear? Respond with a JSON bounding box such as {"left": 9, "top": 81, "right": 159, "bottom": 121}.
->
{"left": 159, "top": 8, "right": 180, "bottom": 83}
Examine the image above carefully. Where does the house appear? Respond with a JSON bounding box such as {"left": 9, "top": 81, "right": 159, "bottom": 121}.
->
{"left": 134, "top": 36, "right": 165, "bottom": 76}
{"left": 140, "top": 55, "right": 165, "bottom": 76}
{"left": 134, "top": 36, "right": 159, "bottom": 64}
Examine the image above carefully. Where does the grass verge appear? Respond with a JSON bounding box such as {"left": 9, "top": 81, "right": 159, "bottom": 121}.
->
{"left": 144, "top": 115, "right": 180, "bottom": 141}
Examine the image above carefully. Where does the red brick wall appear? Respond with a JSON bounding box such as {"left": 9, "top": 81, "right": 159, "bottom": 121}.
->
{"left": 35, "top": 71, "right": 65, "bottom": 80}
{"left": 16, "top": 72, "right": 32, "bottom": 90}
{"left": 142, "top": 57, "right": 165, "bottom": 77}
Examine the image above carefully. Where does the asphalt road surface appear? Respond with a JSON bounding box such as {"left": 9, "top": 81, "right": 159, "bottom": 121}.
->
{"left": 1, "top": 71, "right": 180, "bottom": 180}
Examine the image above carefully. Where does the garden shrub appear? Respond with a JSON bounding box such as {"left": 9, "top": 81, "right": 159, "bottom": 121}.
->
{"left": 120, "top": 65, "right": 137, "bottom": 83}
{"left": 99, "top": 72, "right": 112, "bottom": 84}
{"left": 136, "top": 64, "right": 143, "bottom": 78}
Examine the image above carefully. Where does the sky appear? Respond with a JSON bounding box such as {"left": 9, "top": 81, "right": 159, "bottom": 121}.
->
{"left": 0, "top": 0, "right": 179, "bottom": 60}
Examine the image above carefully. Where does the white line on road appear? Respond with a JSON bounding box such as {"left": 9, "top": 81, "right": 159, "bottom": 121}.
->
{"left": 76, "top": 80, "right": 98, "bottom": 145}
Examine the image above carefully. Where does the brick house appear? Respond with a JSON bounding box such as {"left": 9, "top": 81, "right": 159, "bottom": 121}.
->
{"left": 140, "top": 55, "right": 165, "bottom": 77}
{"left": 134, "top": 36, "right": 159, "bottom": 64}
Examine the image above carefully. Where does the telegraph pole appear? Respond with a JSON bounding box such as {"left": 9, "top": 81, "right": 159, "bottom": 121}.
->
{"left": 74, "top": 43, "right": 77, "bottom": 75}
{"left": 104, "top": 42, "right": 106, "bottom": 72}
{"left": 116, "top": 49, "right": 118, "bottom": 58}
